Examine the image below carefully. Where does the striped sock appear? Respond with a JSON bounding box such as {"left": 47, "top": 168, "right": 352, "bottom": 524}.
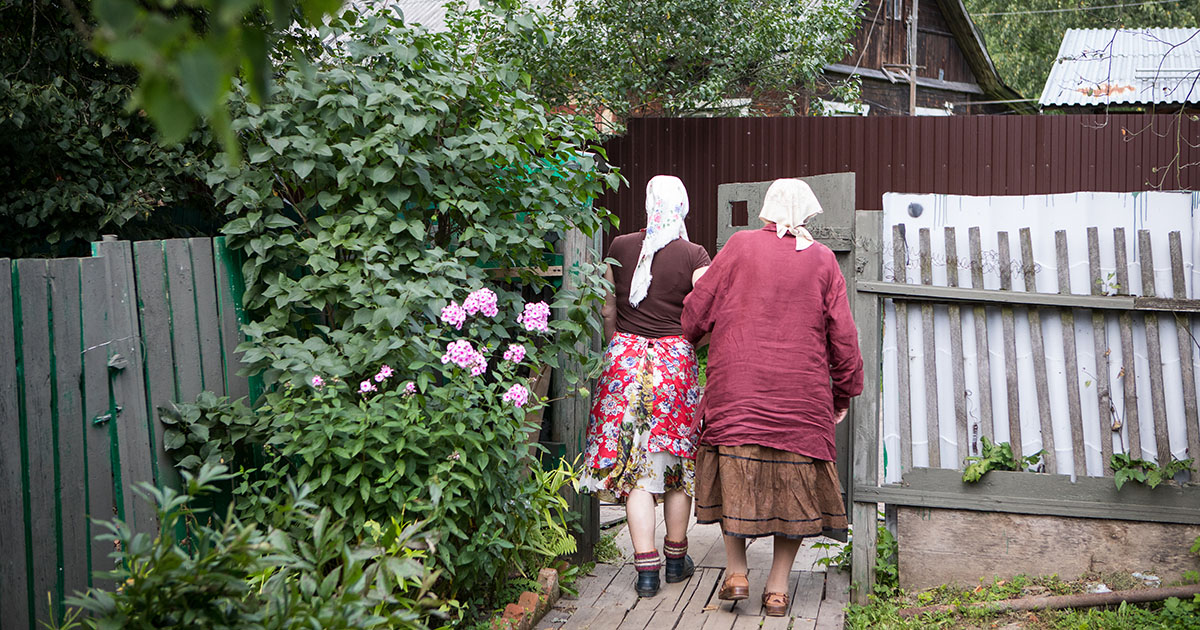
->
{"left": 634, "top": 550, "right": 661, "bottom": 572}
{"left": 663, "top": 538, "right": 688, "bottom": 559}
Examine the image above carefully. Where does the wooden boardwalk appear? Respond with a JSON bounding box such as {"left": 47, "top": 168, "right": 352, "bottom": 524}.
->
{"left": 538, "top": 507, "right": 849, "bottom": 630}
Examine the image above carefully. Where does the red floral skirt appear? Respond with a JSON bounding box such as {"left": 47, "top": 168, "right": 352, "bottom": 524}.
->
{"left": 578, "top": 332, "right": 701, "bottom": 501}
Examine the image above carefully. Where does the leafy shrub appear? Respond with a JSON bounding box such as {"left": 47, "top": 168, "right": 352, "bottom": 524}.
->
{"left": 961, "top": 437, "right": 1045, "bottom": 483}
{"left": 813, "top": 515, "right": 899, "bottom": 598}
{"left": 54, "top": 464, "right": 450, "bottom": 630}
{"left": 1111, "top": 453, "right": 1195, "bottom": 490}
{"left": 159, "top": 391, "right": 260, "bottom": 472}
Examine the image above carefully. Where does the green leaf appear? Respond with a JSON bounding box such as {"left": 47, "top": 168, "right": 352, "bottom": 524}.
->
{"left": 369, "top": 165, "right": 395, "bottom": 184}
{"left": 293, "top": 159, "right": 316, "bottom": 179}
{"left": 177, "top": 47, "right": 223, "bottom": 115}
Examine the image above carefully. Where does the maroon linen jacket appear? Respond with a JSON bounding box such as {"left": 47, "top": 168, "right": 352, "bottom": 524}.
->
{"left": 681, "top": 226, "right": 864, "bottom": 461}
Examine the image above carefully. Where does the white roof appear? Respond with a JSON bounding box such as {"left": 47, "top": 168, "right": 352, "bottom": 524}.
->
{"left": 1040, "top": 28, "right": 1200, "bottom": 107}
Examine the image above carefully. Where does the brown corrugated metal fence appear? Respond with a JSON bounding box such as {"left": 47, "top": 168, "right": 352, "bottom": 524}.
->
{"left": 599, "top": 115, "right": 1200, "bottom": 255}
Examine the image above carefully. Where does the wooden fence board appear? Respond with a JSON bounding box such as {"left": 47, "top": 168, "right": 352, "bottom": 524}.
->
{"left": 49, "top": 259, "right": 87, "bottom": 601}
{"left": 0, "top": 258, "right": 32, "bottom": 630}
{"left": 79, "top": 257, "right": 115, "bottom": 590}
{"left": 93, "top": 240, "right": 157, "bottom": 536}
{"left": 996, "top": 232, "right": 1023, "bottom": 459}
{"left": 1113, "top": 228, "right": 1140, "bottom": 459}
{"left": 213, "top": 238, "right": 250, "bottom": 401}
{"left": 1019, "top": 228, "right": 1055, "bottom": 471}
{"left": 919, "top": 229, "right": 940, "bottom": 467}
{"left": 164, "top": 239, "right": 203, "bottom": 404}
{"left": 944, "top": 228, "right": 969, "bottom": 462}
{"left": 16, "top": 259, "right": 58, "bottom": 624}
{"left": 968, "top": 228, "right": 994, "bottom": 446}
{"left": 1168, "top": 232, "right": 1200, "bottom": 465}
{"left": 1054, "top": 232, "right": 1086, "bottom": 477}
{"left": 133, "top": 241, "right": 180, "bottom": 492}
{"left": 1137, "top": 231, "right": 1171, "bottom": 466}
{"left": 190, "top": 238, "right": 225, "bottom": 398}
{"left": 1086, "top": 228, "right": 1115, "bottom": 475}
{"left": 850, "top": 211, "right": 883, "bottom": 604}
{"left": 892, "top": 225, "right": 912, "bottom": 473}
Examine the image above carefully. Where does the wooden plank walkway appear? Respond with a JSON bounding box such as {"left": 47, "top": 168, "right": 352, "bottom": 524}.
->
{"left": 540, "top": 506, "right": 850, "bottom": 630}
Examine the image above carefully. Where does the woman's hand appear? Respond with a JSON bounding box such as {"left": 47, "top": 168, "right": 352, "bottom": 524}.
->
{"left": 833, "top": 407, "right": 849, "bottom": 424}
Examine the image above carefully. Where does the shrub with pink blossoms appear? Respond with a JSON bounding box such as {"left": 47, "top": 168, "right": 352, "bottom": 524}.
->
{"left": 517, "top": 301, "right": 551, "bottom": 333}
{"left": 440, "top": 302, "right": 467, "bottom": 330}
{"left": 503, "top": 344, "right": 526, "bottom": 363}
{"left": 462, "top": 288, "right": 499, "bottom": 317}
{"left": 502, "top": 383, "right": 529, "bottom": 408}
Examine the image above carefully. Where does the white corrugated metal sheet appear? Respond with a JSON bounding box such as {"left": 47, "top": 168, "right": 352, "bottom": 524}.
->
{"left": 1040, "top": 28, "right": 1200, "bottom": 107}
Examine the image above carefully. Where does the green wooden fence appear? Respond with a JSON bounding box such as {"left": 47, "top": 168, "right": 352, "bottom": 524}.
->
{"left": 0, "top": 237, "right": 251, "bottom": 630}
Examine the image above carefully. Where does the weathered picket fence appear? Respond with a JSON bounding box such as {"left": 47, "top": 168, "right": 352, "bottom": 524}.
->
{"left": 850, "top": 210, "right": 1200, "bottom": 599}
{"left": 0, "top": 237, "right": 250, "bottom": 630}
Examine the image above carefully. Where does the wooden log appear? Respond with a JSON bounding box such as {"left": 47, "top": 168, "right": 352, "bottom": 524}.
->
{"left": 1086, "top": 228, "right": 1115, "bottom": 475}
{"left": 1168, "top": 232, "right": 1200, "bottom": 466}
{"left": 899, "top": 584, "right": 1200, "bottom": 618}
{"left": 0, "top": 258, "right": 32, "bottom": 630}
{"left": 80, "top": 258, "right": 116, "bottom": 590}
{"left": 919, "top": 228, "right": 940, "bottom": 467}
{"left": 1054, "top": 232, "right": 1086, "bottom": 477}
{"left": 17, "top": 259, "right": 58, "bottom": 623}
{"left": 1113, "top": 228, "right": 1141, "bottom": 459}
{"left": 1019, "top": 228, "right": 1055, "bottom": 471}
{"left": 968, "top": 228, "right": 993, "bottom": 448}
{"left": 944, "top": 228, "right": 969, "bottom": 464}
{"left": 1137, "top": 231, "right": 1171, "bottom": 466}
{"left": 996, "top": 232, "right": 1023, "bottom": 459}
{"left": 892, "top": 225, "right": 912, "bottom": 473}
{"left": 49, "top": 258, "right": 88, "bottom": 601}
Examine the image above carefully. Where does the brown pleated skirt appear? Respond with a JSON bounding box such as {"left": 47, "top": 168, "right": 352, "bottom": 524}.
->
{"left": 694, "top": 443, "right": 848, "bottom": 539}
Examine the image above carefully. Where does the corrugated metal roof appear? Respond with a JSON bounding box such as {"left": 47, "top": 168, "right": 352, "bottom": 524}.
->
{"left": 1040, "top": 28, "right": 1200, "bottom": 107}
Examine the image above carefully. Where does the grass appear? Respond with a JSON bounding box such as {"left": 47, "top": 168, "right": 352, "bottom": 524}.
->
{"left": 845, "top": 572, "right": 1200, "bottom": 629}
{"left": 594, "top": 531, "right": 624, "bottom": 564}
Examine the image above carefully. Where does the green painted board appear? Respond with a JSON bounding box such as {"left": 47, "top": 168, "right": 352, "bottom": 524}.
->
{"left": 79, "top": 258, "right": 115, "bottom": 591}
{"left": 0, "top": 258, "right": 32, "bottom": 630}
{"left": 16, "top": 259, "right": 58, "bottom": 624}
{"left": 133, "top": 240, "right": 180, "bottom": 492}
{"left": 189, "top": 238, "right": 225, "bottom": 398}
{"left": 164, "top": 240, "right": 203, "bottom": 404}
{"left": 49, "top": 259, "right": 87, "bottom": 602}
{"left": 213, "top": 237, "right": 252, "bottom": 402}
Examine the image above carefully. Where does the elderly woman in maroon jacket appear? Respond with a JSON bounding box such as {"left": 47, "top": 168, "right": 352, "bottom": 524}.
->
{"left": 681, "top": 178, "right": 863, "bottom": 617}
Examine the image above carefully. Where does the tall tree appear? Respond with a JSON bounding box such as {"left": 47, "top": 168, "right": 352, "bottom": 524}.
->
{"left": 963, "top": 0, "right": 1200, "bottom": 101}
{"left": 458, "top": 0, "right": 861, "bottom": 133}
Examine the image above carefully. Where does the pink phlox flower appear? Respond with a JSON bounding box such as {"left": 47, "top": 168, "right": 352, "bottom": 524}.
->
{"left": 463, "top": 288, "right": 499, "bottom": 317}
{"left": 503, "top": 344, "right": 526, "bottom": 363}
{"left": 310, "top": 375, "right": 325, "bottom": 389}
{"left": 517, "top": 301, "right": 551, "bottom": 332}
{"left": 443, "top": 340, "right": 486, "bottom": 375}
{"left": 359, "top": 380, "right": 377, "bottom": 394}
{"left": 502, "top": 383, "right": 530, "bottom": 408}
{"left": 440, "top": 301, "right": 467, "bottom": 330}
{"left": 374, "top": 364, "right": 394, "bottom": 382}
{"left": 403, "top": 381, "right": 416, "bottom": 396}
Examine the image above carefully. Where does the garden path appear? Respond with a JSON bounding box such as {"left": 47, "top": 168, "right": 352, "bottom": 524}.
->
{"left": 537, "top": 506, "right": 850, "bottom": 630}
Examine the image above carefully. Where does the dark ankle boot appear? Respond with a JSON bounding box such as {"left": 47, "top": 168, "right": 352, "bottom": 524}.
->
{"left": 634, "top": 550, "right": 661, "bottom": 597}
{"left": 663, "top": 538, "right": 695, "bottom": 583}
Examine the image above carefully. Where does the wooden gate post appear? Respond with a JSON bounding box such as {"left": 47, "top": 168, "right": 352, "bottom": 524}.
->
{"left": 550, "top": 225, "right": 601, "bottom": 559}
{"left": 850, "top": 210, "right": 883, "bottom": 604}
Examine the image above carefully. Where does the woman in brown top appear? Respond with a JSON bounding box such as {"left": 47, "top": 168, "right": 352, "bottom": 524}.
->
{"left": 578, "top": 175, "right": 711, "bottom": 597}
{"left": 682, "top": 179, "right": 864, "bottom": 616}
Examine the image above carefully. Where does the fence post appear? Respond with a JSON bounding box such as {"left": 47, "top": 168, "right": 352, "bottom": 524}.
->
{"left": 551, "top": 225, "right": 601, "bottom": 559}
{"left": 850, "top": 210, "right": 883, "bottom": 604}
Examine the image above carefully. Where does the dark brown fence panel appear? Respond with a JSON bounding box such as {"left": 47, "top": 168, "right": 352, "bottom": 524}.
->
{"left": 600, "top": 115, "right": 1200, "bottom": 256}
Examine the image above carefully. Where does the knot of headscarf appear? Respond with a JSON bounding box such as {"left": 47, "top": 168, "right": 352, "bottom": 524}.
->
{"left": 758, "top": 178, "right": 823, "bottom": 251}
{"left": 629, "top": 175, "right": 690, "bottom": 308}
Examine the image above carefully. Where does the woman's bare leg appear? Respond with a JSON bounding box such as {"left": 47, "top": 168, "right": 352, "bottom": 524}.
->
{"left": 766, "top": 535, "right": 802, "bottom": 593}
{"left": 626, "top": 489, "right": 657, "bottom": 553}
{"left": 663, "top": 489, "right": 691, "bottom": 543}
{"left": 723, "top": 534, "right": 748, "bottom": 575}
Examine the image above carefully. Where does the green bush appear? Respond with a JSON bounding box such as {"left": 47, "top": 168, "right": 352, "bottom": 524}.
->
{"left": 53, "top": 464, "right": 451, "bottom": 630}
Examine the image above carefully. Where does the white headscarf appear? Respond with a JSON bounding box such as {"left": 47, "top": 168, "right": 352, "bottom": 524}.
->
{"left": 759, "top": 179, "right": 823, "bottom": 251}
{"left": 629, "top": 175, "right": 690, "bottom": 308}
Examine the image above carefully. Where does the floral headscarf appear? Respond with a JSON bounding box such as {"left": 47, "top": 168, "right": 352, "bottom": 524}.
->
{"left": 759, "top": 178, "right": 823, "bottom": 251}
{"left": 629, "top": 175, "right": 690, "bottom": 308}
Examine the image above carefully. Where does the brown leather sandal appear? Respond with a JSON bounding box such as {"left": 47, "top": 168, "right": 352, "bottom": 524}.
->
{"left": 718, "top": 572, "right": 749, "bottom": 601}
{"left": 762, "top": 591, "right": 789, "bottom": 617}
